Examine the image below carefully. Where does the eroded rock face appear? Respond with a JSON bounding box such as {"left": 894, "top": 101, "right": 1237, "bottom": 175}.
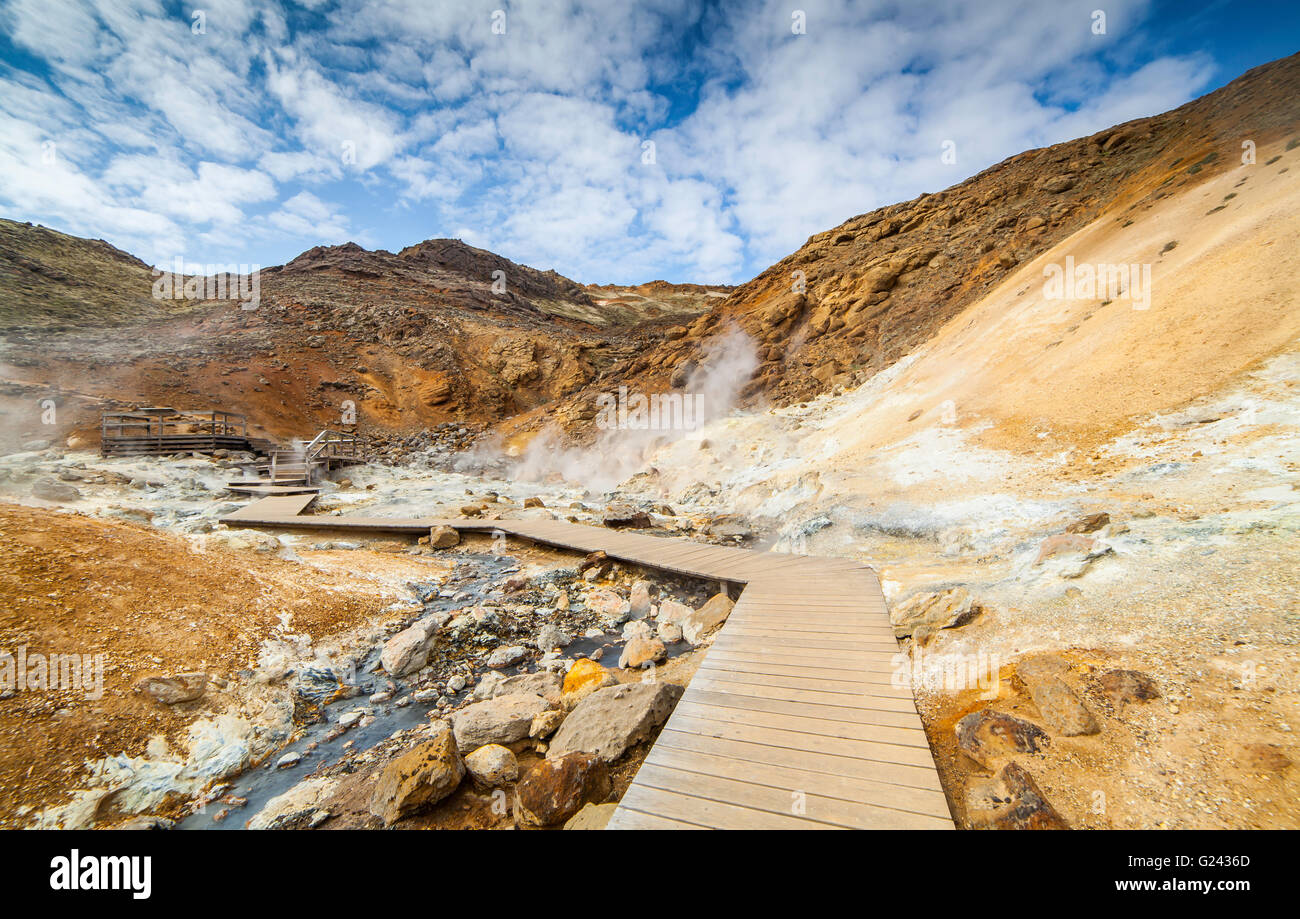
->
{"left": 369, "top": 722, "right": 465, "bottom": 827}
{"left": 1016, "top": 656, "right": 1100, "bottom": 736}
{"left": 966, "top": 762, "right": 1069, "bottom": 830}
{"left": 548, "top": 682, "right": 684, "bottom": 762}
{"left": 955, "top": 708, "right": 1049, "bottom": 769}
{"left": 514, "top": 753, "right": 611, "bottom": 827}
{"left": 451, "top": 693, "right": 552, "bottom": 750}
{"left": 680, "top": 593, "right": 735, "bottom": 644}
{"left": 890, "top": 587, "right": 980, "bottom": 641}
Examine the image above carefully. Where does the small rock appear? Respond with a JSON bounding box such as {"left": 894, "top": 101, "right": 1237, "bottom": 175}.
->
{"left": 619, "top": 636, "right": 667, "bottom": 670}
{"left": 1097, "top": 669, "right": 1160, "bottom": 707}
{"left": 428, "top": 525, "right": 460, "bottom": 548}
{"left": 1064, "top": 512, "right": 1110, "bottom": 534}
{"left": 535, "top": 623, "right": 572, "bottom": 651}
{"left": 486, "top": 645, "right": 528, "bottom": 670}
{"left": 464, "top": 744, "right": 519, "bottom": 788}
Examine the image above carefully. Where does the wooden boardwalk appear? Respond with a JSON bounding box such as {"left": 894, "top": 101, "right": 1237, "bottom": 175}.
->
{"left": 221, "top": 498, "right": 953, "bottom": 829}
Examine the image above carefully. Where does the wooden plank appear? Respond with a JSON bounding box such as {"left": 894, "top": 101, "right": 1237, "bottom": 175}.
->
{"left": 642, "top": 746, "right": 952, "bottom": 824}
{"left": 655, "top": 729, "right": 945, "bottom": 793}
{"left": 632, "top": 762, "right": 951, "bottom": 830}
{"left": 615, "top": 783, "right": 838, "bottom": 830}
{"left": 673, "top": 698, "right": 929, "bottom": 749}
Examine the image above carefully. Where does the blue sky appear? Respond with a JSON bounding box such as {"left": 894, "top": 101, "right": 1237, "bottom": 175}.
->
{"left": 0, "top": 0, "right": 1295, "bottom": 284}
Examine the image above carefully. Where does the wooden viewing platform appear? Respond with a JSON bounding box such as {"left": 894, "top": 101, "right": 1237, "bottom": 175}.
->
{"left": 221, "top": 496, "right": 954, "bottom": 830}
{"left": 101, "top": 408, "right": 254, "bottom": 456}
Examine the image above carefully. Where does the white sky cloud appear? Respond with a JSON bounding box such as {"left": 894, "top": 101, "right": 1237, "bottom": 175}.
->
{"left": 0, "top": 0, "right": 1225, "bottom": 282}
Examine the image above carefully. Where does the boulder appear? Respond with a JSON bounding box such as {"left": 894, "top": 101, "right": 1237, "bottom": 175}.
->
{"left": 562, "top": 659, "right": 617, "bottom": 702}
{"left": 564, "top": 801, "right": 619, "bottom": 830}
{"left": 1016, "top": 656, "right": 1099, "bottom": 736}
{"left": 523, "top": 497, "right": 545, "bottom": 508}
{"left": 1033, "top": 534, "right": 1112, "bottom": 578}
{"left": 33, "top": 477, "right": 80, "bottom": 502}
{"left": 369, "top": 722, "right": 465, "bottom": 827}
{"left": 514, "top": 753, "right": 611, "bottom": 827}
{"left": 603, "top": 507, "right": 652, "bottom": 529}
{"left": 451, "top": 693, "right": 552, "bottom": 750}
{"left": 621, "top": 619, "right": 652, "bottom": 641}
{"left": 381, "top": 617, "right": 442, "bottom": 677}
{"left": 657, "top": 621, "right": 683, "bottom": 643}
{"left": 585, "top": 588, "right": 629, "bottom": 619}
{"left": 535, "top": 623, "right": 572, "bottom": 651}
{"left": 548, "top": 682, "right": 684, "bottom": 762}
{"left": 955, "top": 708, "right": 1049, "bottom": 769}
{"left": 464, "top": 744, "right": 519, "bottom": 788}
{"left": 135, "top": 673, "right": 207, "bottom": 705}
{"left": 428, "top": 525, "right": 460, "bottom": 548}
{"left": 493, "top": 670, "right": 563, "bottom": 705}
{"left": 680, "top": 593, "right": 735, "bottom": 644}
{"left": 657, "top": 599, "right": 693, "bottom": 624}
{"left": 619, "top": 636, "right": 666, "bottom": 669}
{"left": 890, "top": 587, "right": 980, "bottom": 640}
{"left": 966, "top": 762, "right": 1069, "bottom": 830}
{"left": 1039, "top": 174, "right": 1077, "bottom": 193}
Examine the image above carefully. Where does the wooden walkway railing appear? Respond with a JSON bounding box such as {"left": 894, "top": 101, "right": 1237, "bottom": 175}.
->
{"left": 220, "top": 497, "right": 954, "bottom": 829}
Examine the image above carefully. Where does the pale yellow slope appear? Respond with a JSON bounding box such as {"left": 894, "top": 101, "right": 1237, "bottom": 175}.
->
{"left": 835, "top": 138, "right": 1300, "bottom": 457}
